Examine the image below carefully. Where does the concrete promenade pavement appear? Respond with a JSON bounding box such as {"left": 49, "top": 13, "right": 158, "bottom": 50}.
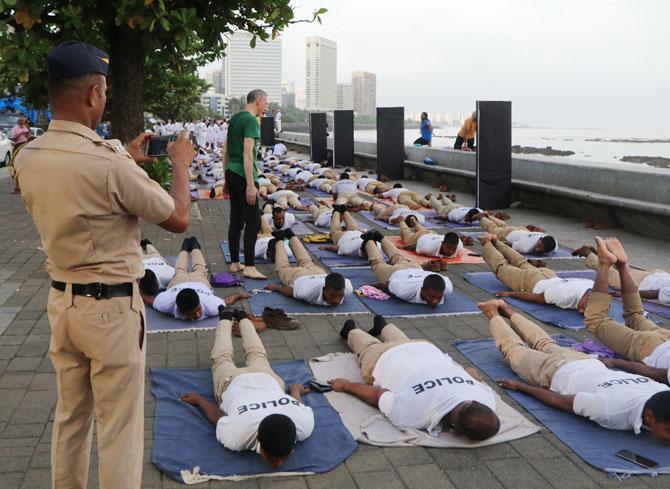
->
{"left": 0, "top": 156, "right": 668, "bottom": 489}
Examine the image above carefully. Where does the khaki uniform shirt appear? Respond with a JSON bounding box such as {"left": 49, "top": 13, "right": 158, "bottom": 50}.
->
{"left": 15, "top": 120, "right": 175, "bottom": 284}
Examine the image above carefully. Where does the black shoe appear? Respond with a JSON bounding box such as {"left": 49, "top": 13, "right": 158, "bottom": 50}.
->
{"left": 140, "top": 238, "right": 151, "bottom": 250}
{"left": 190, "top": 236, "right": 201, "bottom": 250}
{"left": 272, "top": 230, "right": 286, "bottom": 240}
{"left": 209, "top": 187, "right": 216, "bottom": 199}
{"left": 340, "top": 319, "right": 358, "bottom": 340}
{"left": 368, "top": 315, "right": 387, "bottom": 337}
{"left": 233, "top": 310, "right": 248, "bottom": 322}
{"left": 360, "top": 230, "right": 383, "bottom": 243}
{"left": 372, "top": 230, "right": 385, "bottom": 242}
{"left": 404, "top": 214, "right": 418, "bottom": 227}
{"left": 180, "top": 237, "right": 191, "bottom": 252}
{"left": 218, "top": 305, "right": 233, "bottom": 321}
{"left": 332, "top": 204, "right": 347, "bottom": 214}
{"left": 283, "top": 228, "right": 295, "bottom": 240}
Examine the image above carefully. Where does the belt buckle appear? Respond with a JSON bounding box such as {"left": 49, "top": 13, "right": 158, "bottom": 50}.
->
{"left": 93, "top": 282, "right": 104, "bottom": 300}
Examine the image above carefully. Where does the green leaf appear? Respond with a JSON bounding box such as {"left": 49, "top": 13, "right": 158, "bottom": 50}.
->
{"left": 249, "top": 35, "right": 256, "bottom": 48}
{"left": 5, "top": 0, "right": 17, "bottom": 6}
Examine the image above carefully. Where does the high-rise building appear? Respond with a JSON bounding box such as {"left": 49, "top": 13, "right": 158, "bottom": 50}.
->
{"left": 337, "top": 83, "right": 354, "bottom": 110}
{"left": 200, "top": 93, "right": 226, "bottom": 116}
{"left": 295, "top": 88, "right": 306, "bottom": 110}
{"left": 305, "top": 36, "right": 337, "bottom": 111}
{"left": 281, "top": 80, "right": 296, "bottom": 108}
{"left": 211, "top": 69, "right": 224, "bottom": 94}
{"left": 352, "top": 71, "right": 377, "bottom": 117}
{"left": 224, "top": 31, "right": 282, "bottom": 104}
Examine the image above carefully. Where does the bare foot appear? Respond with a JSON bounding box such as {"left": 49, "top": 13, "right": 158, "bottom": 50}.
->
{"left": 605, "top": 238, "right": 628, "bottom": 265}
{"left": 595, "top": 237, "right": 617, "bottom": 267}
{"left": 478, "top": 299, "right": 507, "bottom": 319}
{"left": 478, "top": 233, "right": 496, "bottom": 245}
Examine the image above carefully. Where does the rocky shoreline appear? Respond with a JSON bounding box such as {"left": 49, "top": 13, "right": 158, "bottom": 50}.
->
{"left": 511, "top": 145, "right": 575, "bottom": 156}
{"left": 620, "top": 155, "right": 670, "bottom": 168}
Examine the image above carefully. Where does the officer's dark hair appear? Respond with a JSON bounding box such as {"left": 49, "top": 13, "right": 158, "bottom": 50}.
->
{"left": 176, "top": 288, "right": 200, "bottom": 313}
{"left": 422, "top": 274, "right": 446, "bottom": 292}
{"left": 645, "top": 391, "right": 670, "bottom": 422}
{"left": 272, "top": 206, "right": 284, "bottom": 216}
{"left": 247, "top": 89, "right": 267, "bottom": 104}
{"left": 445, "top": 402, "right": 501, "bottom": 441}
{"left": 443, "top": 232, "right": 460, "bottom": 246}
{"left": 360, "top": 174, "right": 368, "bottom": 179}
{"left": 393, "top": 183, "right": 403, "bottom": 189}
{"left": 324, "top": 272, "right": 346, "bottom": 291}
{"left": 258, "top": 414, "right": 296, "bottom": 458}
{"left": 48, "top": 72, "right": 102, "bottom": 100}
{"left": 139, "top": 270, "right": 160, "bottom": 296}
{"left": 339, "top": 173, "right": 350, "bottom": 180}
{"left": 540, "top": 236, "right": 557, "bottom": 253}
{"left": 465, "top": 208, "right": 480, "bottom": 221}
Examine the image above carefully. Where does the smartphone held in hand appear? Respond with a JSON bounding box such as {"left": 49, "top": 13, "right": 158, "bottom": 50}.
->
{"left": 147, "top": 135, "right": 177, "bottom": 157}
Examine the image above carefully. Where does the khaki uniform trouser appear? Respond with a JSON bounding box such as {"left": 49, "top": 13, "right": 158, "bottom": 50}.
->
{"left": 335, "top": 191, "right": 363, "bottom": 207}
{"left": 348, "top": 325, "right": 429, "bottom": 384}
{"left": 275, "top": 236, "right": 325, "bottom": 286}
{"left": 142, "top": 244, "right": 164, "bottom": 261}
{"left": 330, "top": 211, "right": 359, "bottom": 244}
{"left": 480, "top": 215, "right": 523, "bottom": 241}
{"left": 259, "top": 183, "right": 277, "bottom": 195}
{"left": 397, "top": 191, "right": 428, "bottom": 207}
{"left": 429, "top": 196, "right": 460, "bottom": 217}
{"left": 48, "top": 283, "right": 146, "bottom": 489}
{"left": 309, "top": 204, "right": 331, "bottom": 224}
{"left": 366, "top": 239, "right": 421, "bottom": 283}
{"left": 168, "top": 249, "right": 210, "bottom": 289}
{"left": 365, "top": 182, "right": 390, "bottom": 194}
{"left": 259, "top": 214, "right": 273, "bottom": 236}
{"left": 319, "top": 182, "right": 334, "bottom": 193}
{"left": 482, "top": 240, "right": 555, "bottom": 292}
{"left": 585, "top": 292, "right": 670, "bottom": 362}
{"left": 490, "top": 313, "right": 589, "bottom": 388}
{"left": 275, "top": 194, "right": 301, "bottom": 208}
{"left": 399, "top": 221, "right": 434, "bottom": 247}
{"left": 372, "top": 203, "right": 408, "bottom": 221}
{"left": 584, "top": 253, "right": 663, "bottom": 290}
{"left": 212, "top": 318, "right": 285, "bottom": 405}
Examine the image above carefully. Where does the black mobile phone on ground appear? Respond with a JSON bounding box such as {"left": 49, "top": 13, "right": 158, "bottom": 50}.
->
{"left": 147, "top": 135, "right": 177, "bottom": 157}
{"left": 309, "top": 380, "right": 333, "bottom": 394}
{"left": 615, "top": 449, "right": 658, "bottom": 469}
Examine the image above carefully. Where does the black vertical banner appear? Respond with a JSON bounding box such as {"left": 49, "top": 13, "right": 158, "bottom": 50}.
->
{"left": 333, "top": 110, "right": 354, "bottom": 168}
{"left": 377, "top": 107, "right": 405, "bottom": 179}
{"left": 476, "top": 101, "right": 512, "bottom": 209}
{"left": 309, "top": 112, "right": 328, "bottom": 162}
{"left": 260, "top": 116, "right": 275, "bottom": 146}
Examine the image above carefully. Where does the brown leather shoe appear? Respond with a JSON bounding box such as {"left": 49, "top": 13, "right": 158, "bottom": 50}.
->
{"left": 262, "top": 307, "right": 300, "bottom": 330}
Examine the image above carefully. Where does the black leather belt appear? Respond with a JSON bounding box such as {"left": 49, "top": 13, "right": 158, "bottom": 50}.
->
{"left": 51, "top": 281, "right": 133, "bottom": 299}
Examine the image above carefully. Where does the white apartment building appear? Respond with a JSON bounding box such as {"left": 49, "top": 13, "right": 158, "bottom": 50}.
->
{"left": 305, "top": 36, "right": 337, "bottom": 111}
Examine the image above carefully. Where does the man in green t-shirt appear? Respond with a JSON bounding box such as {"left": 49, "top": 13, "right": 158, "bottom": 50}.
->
{"left": 223, "top": 89, "right": 267, "bottom": 279}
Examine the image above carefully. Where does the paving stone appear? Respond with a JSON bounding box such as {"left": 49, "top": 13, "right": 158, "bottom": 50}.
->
{"left": 486, "top": 458, "right": 550, "bottom": 489}
{"left": 428, "top": 446, "right": 479, "bottom": 469}
{"left": 345, "top": 446, "right": 392, "bottom": 473}
{"left": 398, "top": 463, "right": 454, "bottom": 489}
{"left": 352, "top": 470, "right": 406, "bottom": 489}
{"left": 304, "top": 464, "right": 356, "bottom": 489}
{"left": 258, "top": 476, "right": 309, "bottom": 489}
{"left": 0, "top": 372, "right": 34, "bottom": 389}
{"left": 6, "top": 356, "right": 41, "bottom": 372}
{"left": 19, "top": 468, "right": 51, "bottom": 489}
{"left": 381, "top": 446, "right": 434, "bottom": 467}
{"left": 0, "top": 473, "right": 24, "bottom": 489}
{"left": 446, "top": 466, "right": 505, "bottom": 489}
{"left": 528, "top": 456, "right": 600, "bottom": 489}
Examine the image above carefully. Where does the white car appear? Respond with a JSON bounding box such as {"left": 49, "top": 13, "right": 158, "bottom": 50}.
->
{"left": 0, "top": 132, "right": 12, "bottom": 167}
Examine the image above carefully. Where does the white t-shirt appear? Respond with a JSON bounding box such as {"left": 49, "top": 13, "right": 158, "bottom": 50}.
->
{"left": 292, "top": 274, "right": 354, "bottom": 305}
{"left": 388, "top": 269, "right": 452, "bottom": 304}
{"left": 506, "top": 230, "right": 556, "bottom": 254}
{"left": 374, "top": 343, "right": 497, "bottom": 435}
{"left": 273, "top": 142, "right": 287, "bottom": 155}
{"left": 551, "top": 359, "right": 669, "bottom": 433}
{"left": 643, "top": 342, "right": 670, "bottom": 382}
{"left": 295, "top": 170, "right": 313, "bottom": 183}
{"left": 286, "top": 167, "right": 302, "bottom": 178}
{"left": 153, "top": 281, "right": 224, "bottom": 320}
{"left": 381, "top": 188, "right": 410, "bottom": 201}
{"left": 415, "top": 234, "right": 464, "bottom": 258}
{"left": 267, "top": 190, "right": 298, "bottom": 202}
{"left": 216, "top": 373, "right": 314, "bottom": 452}
{"left": 532, "top": 278, "right": 593, "bottom": 309}
{"left": 447, "top": 207, "right": 480, "bottom": 224}
{"left": 639, "top": 272, "right": 670, "bottom": 305}
{"left": 356, "top": 177, "right": 372, "bottom": 189}
{"left": 314, "top": 210, "right": 333, "bottom": 228}
{"left": 334, "top": 180, "right": 357, "bottom": 195}
{"left": 262, "top": 212, "right": 296, "bottom": 230}
{"left": 309, "top": 178, "right": 328, "bottom": 188}
{"left": 335, "top": 230, "right": 380, "bottom": 257}
{"left": 306, "top": 163, "right": 321, "bottom": 172}
{"left": 255, "top": 237, "right": 293, "bottom": 260}
{"left": 142, "top": 257, "right": 175, "bottom": 288}
{"left": 389, "top": 207, "right": 425, "bottom": 225}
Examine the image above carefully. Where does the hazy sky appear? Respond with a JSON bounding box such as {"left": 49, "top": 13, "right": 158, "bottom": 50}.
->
{"left": 204, "top": 0, "right": 670, "bottom": 130}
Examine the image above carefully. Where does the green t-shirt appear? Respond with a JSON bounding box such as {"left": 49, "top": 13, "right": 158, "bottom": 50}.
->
{"left": 226, "top": 110, "right": 259, "bottom": 181}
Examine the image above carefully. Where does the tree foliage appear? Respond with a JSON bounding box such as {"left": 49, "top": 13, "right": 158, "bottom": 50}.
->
{"left": 0, "top": 1, "right": 326, "bottom": 141}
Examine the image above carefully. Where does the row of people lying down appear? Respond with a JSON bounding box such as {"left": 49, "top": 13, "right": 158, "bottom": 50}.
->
{"left": 178, "top": 298, "right": 670, "bottom": 469}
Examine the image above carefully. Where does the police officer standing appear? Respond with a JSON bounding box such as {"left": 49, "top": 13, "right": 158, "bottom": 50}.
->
{"left": 14, "top": 42, "right": 195, "bottom": 489}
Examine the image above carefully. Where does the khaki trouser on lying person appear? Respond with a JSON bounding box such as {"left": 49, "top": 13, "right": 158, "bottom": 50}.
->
{"left": 169, "top": 248, "right": 209, "bottom": 288}
{"left": 482, "top": 239, "right": 555, "bottom": 292}
{"left": 274, "top": 194, "right": 302, "bottom": 209}
{"left": 330, "top": 209, "right": 360, "bottom": 244}
{"left": 372, "top": 203, "right": 409, "bottom": 221}
{"left": 397, "top": 191, "right": 429, "bottom": 208}
{"left": 258, "top": 183, "right": 277, "bottom": 197}
{"left": 480, "top": 215, "right": 517, "bottom": 240}
{"left": 365, "top": 181, "right": 390, "bottom": 194}
{"left": 275, "top": 235, "right": 326, "bottom": 287}
{"left": 584, "top": 252, "right": 665, "bottom": 291}
{"left": 398, "top": 220, "right": 433, "bottom": 247}
{"left": 365, "top": 238, "right": 421, "bottom": 283}
{"left": 429, "top": 195, "right": 461, "bottom": 217}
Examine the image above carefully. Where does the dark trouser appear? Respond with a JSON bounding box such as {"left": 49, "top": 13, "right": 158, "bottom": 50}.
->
{"left": 414, "top": 137, "right": 431, "bottom": 146}
{"left": 454, "top": 136, "right": 475, "bottom": 150}
{"left": 226, "top": 170, "right": 260, "bottom": 266}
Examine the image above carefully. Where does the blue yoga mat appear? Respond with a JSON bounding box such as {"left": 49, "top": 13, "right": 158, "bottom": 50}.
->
{"left": 243, "top": 277, "right": 369, "bottom": 316}
{"left": 456, "top": 232, "right": 578, "bottom": 260}
{"left": 150, "top": 361, "right": 358, "bottom": 483}
{"left": 436, "top": 219, "right": 481, "bottom": 229}
{"left": 303, "top": 242, "right": 370, "bottom": 267}
{"left": 359, "top": 210, "right": 440, "bottom": 230}
{"left": 145, "top": 304, "right": 220, "bottom": 333}
{"left": 463, "top": 271, "right": 628, "bottom": 330}
{"left": 219, "top": 241, "right": 296, "bottom": 265}
{"left": 453, "top": 336, "right": 670, "bottom": 475}
{"left": 307, "top": 186, "right": 332, "bottom": 197}
{"left": 296, "top": 213, "right": 370, "bottom": 234}
{"left": 336, "top": 267, "right": 480, "bottom": 318}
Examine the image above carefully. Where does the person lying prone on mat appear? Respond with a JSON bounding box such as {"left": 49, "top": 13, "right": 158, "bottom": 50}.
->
{"left": 265, "top": 229, "right": 354, "bottom": 306}
{"left": 328, "top": 315, "right": 501, "bottom": 442}
{"left": 574, "top": 243, "right": 670, "bottom": 305}
{"left": 255, "top": 212, "right": 293, "bottom": 262}
{"left": 142, "top": 237, "right": 249, "bottom": 320}
{"left": 361, "top": 230, "right": 453, "bottom": 307}
{"left": 181, "top": 309, "right": 315, "bottom": 468}
{"left": 380, "top": 183, "right": 429, "bottom": 208}
{"left": 357, "top": 174, "right": 391, "bottom": 195}
{"left": 477, "top": 212, "right": 558, "bottom": 256}
{"left": 480, "top": 233, "right": 592, "bottom": 312}
{"left": 308, "top": 175, "right": 336, "bottom": 194}
{"left": 398, "top": 216, "right": 464, "bottom": 258}
{"left": 371, "top": 202, "right": 425, "bottom": 226}
{"left": 260, "top": 204, "right": 297, "bottom": 231}
{"left": 266, "top": 189, "right": 308, "bottom": 210}
{"left": 139, "top": 238, "right": 175, "bottom": 294}
{"left": 479, "top": 299, "right": 670, "bottom": 441}
{"left": 430, "top": 194, "right": 481, "bottom": 224}
{"left": 583, "top": 237, "right": 670, "bottom": 385}
{"left": 317, "top": 206, "right": 381, "bottom": 257}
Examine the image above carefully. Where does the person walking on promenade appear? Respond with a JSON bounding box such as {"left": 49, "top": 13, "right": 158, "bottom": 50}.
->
{"left": 14, "top": 41, "right": 195, "bottom": 489}
{"left": 223, "top": 89, "right": 268, "bottom": 279}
